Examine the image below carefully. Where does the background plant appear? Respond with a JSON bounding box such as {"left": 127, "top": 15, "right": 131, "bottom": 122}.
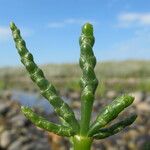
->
{"left": 10, "top": 22, "right": 137, "bottom": 150}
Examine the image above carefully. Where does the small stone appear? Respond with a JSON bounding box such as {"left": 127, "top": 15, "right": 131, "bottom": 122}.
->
{"left": 9, "top": 114, "right": 29, "bottom": 127}
{"left": 8, "top": 140, "right": 22, "bottom": 150}
{"left": 8, "top": 137, "right": 30, "bottom": 150}
{"left": 35, "top": 143, "right": 50, "bottom": 150}
{"left": 116, "top": 139, "right": 126, "bottom": 146}
{"left": 93, "top": 100, "right": 101, "bottom": 111}
{"left": 71, "top": 101, "right": 80, "bottom": 109}
{"left": 0, "top": 130, "right": 14, "bottom": 148}
{"left": 0, "top": 102, "right": 9, "bottom": 116}
{"left": 127, "top": 130, "right": 139, "bottom": 139}
{"left": 21, "top": 141, "right": 51, "bottom": 150}
{"left": 21, "top": 144, "right": 34, "bottom": 150}
{"left": 3, "top": 91, "right": 12, "bottom": 100}
{"left": 6, "top": 109, "right": 18, "bottom": 118}
{"left": 0, "top": 125, "right": 5, "bottom": 134}
{"left": 145, "top": 95, "right": 150, "bottom": 103}
{"left": 128, "top": 141, "right": 137, "bottom": 150}
{"left": 69, "top": 92, "right": 80, "bottom": 100}
{"left": 106, "top": 91, "right": 117, "bottom": 99}
{"left": 138, "top": 126, "right": 146, "bottom": 134}
{"left": 136, "top": 135, "right": 150, "bottom": 149}
{"left": 136, "top": 102, "right": 150, "bottom": 112}
{"left": 131, "top": 92, "right": 144, "bottom": 104}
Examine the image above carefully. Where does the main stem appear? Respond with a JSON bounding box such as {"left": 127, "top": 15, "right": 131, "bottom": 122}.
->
{"left": 72, "top": 23, "right": 98, "bottom": 149}
{"left": 72, "top": 135, "right": 93, "bottom": 150}
{"left": 79, "top": 23, "right": 98, "bottom": 136}
{"left": 80, "top": 97, "right": 94, "bottom": 135}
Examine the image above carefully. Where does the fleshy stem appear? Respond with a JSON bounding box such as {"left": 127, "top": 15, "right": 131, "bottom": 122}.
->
{"left": 10, "top": 22, "right": 79, "bottom": 134}
{"left": 93, "top": 113, "right": 137, "bottom": 139}
{"left": 73, "top": 135, "right": 93, "bottom": 150}
{"left": 79, "top": 23, "right": 98, "bottom": 136}
{"left": 21, "top": 106, "right": 74, "bottom": 137}
{"left": 10, "top": 21, "right": 137, "bottom": 150}
{"left": 88, "top": 95, "right": 135, "bottom": 136}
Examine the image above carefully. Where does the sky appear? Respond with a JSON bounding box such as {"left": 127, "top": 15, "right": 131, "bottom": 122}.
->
{"left": 0, "top": 0, "right": 150, "bottom": 66}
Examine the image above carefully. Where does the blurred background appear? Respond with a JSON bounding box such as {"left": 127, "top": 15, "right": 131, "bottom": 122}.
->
{"left": 0, "top": 0, "right": 150, "bottom": 149}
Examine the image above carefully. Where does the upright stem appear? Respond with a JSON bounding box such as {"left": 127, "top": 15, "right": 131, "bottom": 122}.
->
{"left": 80, "top": 96, "right": 94, "bottom": 135}
{"left": 79, "top": 23, "right": 98, "bottom": 136}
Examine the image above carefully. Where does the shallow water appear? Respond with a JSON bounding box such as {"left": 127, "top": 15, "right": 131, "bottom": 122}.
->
{"left": 10, "top": 90, "right": 72, "bottom": 114}
{"left": 11, "top": 90, "right": 54, "bottom": 113}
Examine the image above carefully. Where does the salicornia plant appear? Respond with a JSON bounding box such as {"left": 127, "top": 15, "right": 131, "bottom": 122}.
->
{"left": 10, "top": 22, "right": 137, "bottom": 150}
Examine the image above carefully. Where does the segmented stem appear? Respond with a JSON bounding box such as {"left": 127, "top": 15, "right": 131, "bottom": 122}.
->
{"left": 10, "top": 22, "right": 137, "bottom": 150}
{"left": 79, "top": 23, "right": 98, "bottom": 135}
{"left": 10, "top": 22, "right": 79, "bottom": 133}
{"left": 21, "top": 106, "right": 74, "bottom": 137}
{"left": 88, "top": 95, "right": 134, "bottom": 136}
{"left": 93, "top": 113, "right": 137, "bottom": 139}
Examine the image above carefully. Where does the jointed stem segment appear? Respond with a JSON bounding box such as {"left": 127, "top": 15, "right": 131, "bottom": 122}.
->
{"left": 10, "top": 22, "right": 137, "bottom": 150}
{"left": 93, "top": 113, "right": 137, "bottom": 139}
{"left": 88, "top": 95, "right": 134, "bottom": 136}
{"left": 79, "top": 23, "right": 98, "bottom": 136}
{"left": 21, "top": 106, "right": 74, "bottom": 137}
{"left": 10, "top": 22, "right": 79, "bottom": 134}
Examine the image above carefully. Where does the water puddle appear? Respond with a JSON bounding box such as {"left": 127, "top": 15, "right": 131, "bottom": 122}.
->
{"left": 11, "top": 90, "right": 54, "bottom": 113}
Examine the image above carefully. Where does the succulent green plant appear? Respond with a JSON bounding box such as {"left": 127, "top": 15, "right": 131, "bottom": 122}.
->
{"left": 10, "top": 22, "right": 137, "bottom": 150}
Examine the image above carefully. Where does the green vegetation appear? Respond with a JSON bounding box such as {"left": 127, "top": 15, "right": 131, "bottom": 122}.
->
{"left": 10, "top": 22, "right": 137, "bottom": 150}
{"left": 1, "top": 61, "right": 150, "bottom": 94}
{"left": 0, "top": 80, "right": 5, "bottom": 90}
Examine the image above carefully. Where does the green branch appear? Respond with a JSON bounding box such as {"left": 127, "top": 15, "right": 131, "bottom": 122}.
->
{"left": 21, "top": 106, "right": 74, "bottom": 137}
{"left": 93, "top": 113, "right": 137, "bottom": 139}
{"left": 10, "top": 22, "right": 79, "bottom": 133}
{"left": 88, "top": 95, "right": 134, "bottom": 136}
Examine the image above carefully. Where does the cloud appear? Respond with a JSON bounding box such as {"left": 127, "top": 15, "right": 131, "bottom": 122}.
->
{"left": 106, "top": 13, "right": 150, "bottom": 60}
{"left": 98, "top": 28, "right": 150, "bottom": 60}
{"left": 0, "top": 26, "right": 11, "bottom": 41}
{"left": 21, "top": 28, "right": 34, "bottom": 37}
{"left": 107, "top": 0, "right": 129, "bottom": 9}
{"left": 117, "top": 12, "right": 150, "bottom": 28}
{"left": 0, "top": 25, "right": 33, "bottom": 42}
{"left": 47, "top": 18, "right": 97, "bottom": 28}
